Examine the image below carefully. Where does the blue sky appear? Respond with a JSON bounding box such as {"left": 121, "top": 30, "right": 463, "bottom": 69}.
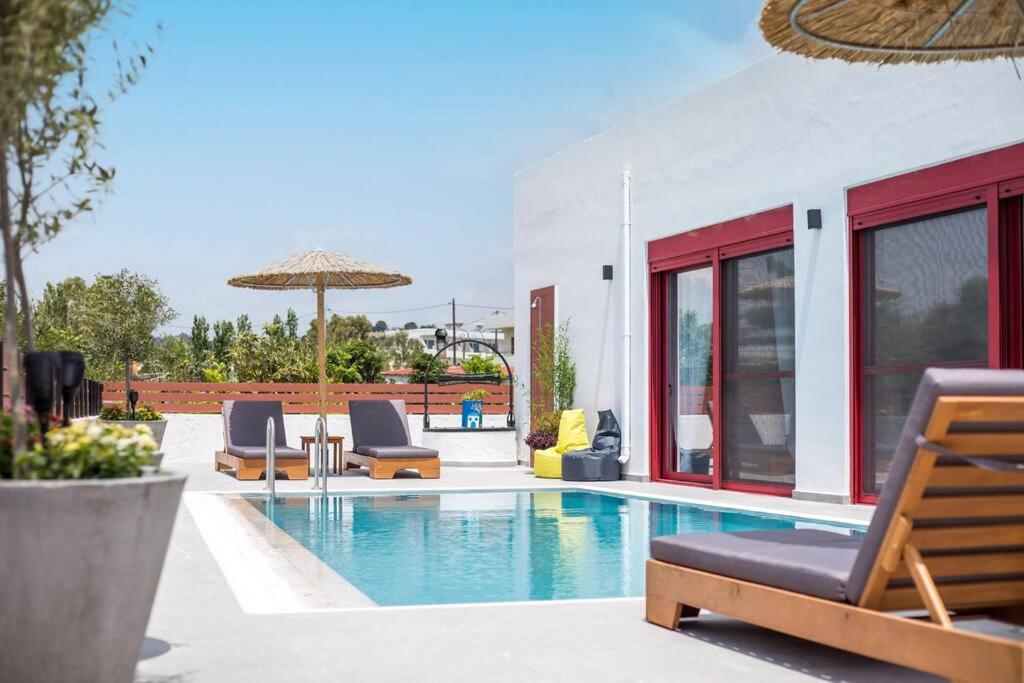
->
{"left": 28, "top": 0, "right": 769, "bottom": 333}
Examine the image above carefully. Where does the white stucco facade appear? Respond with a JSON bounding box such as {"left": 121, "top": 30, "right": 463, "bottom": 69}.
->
{"left": 513, "top": 54, "right": 1024, "bottom": 501}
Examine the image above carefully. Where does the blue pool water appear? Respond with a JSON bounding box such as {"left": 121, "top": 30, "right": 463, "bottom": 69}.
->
{"left": 246, "top": 490, "right": 861, "bottom": 606}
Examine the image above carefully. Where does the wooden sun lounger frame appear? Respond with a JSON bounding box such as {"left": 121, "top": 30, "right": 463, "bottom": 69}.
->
{"left": 647, "top": 395, "right": 1024, "bottom": 683}
{"left": 214, "top": 450, "right": 309, "bottom": 481}
{"left": 342, "top": 451, "right": 440, "bottom": 480}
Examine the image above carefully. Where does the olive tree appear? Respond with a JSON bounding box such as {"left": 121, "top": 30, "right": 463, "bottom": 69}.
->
{"left": 86, "top": 270, "right": 175, "bottom": 403}
{"left": 0, "top": 1, "right": 152, "bottom": 456}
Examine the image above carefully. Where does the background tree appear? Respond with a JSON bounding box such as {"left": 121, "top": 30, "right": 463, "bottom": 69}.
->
{"left": 229, "top": 326, "right": 309, "bottom": 383}
{"left": 236, "top": 314, "right": 252, "bottom": 334}
{"left": 150, "top": 334, "right": 192, "bottom": 381}
{"left": 308, "top": 313, "right": 372, "bottom": 346}
{"left": 461, "top": 354, "right": 502, "bottom": 377}
{"left": 372, "top": 330, "right": 422, "bottom": 369}
{"left": 33, "top": 276, "right": 89, "bottom": 353}
{"left": 325, "top": 339, "right": 385, "bottom": 383}
{"left": 86, "top": 270, "right": 175, "bottom": 401}
{"left": 285, "top": 308, "right": 299, "bottom": 340}
{"left": 373, "top": 319, "right": 388, "bottom": 333}
{"left": 0, "top": 1, "right": 152, "bottom": 456}
{"left": 190, "top": 315, "right": 210, "bottom": 365}
{"left": 211, "top": 320, "right": 235, "bottom": 365}
{"left": 403, "top": 321, "right": 418, "bottom": 330}
{"left": 409, "top": 352, "right": 446, "bottom": 384}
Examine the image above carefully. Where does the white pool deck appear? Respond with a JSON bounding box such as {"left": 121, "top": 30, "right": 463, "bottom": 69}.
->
{"left": 135, "top": 462, "right": 941, "bottom": 682}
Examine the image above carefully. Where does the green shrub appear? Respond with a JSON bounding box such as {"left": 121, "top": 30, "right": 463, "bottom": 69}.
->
{"left": 461, "top": 389, "right": 487, "bottom": 402}
{"left": 11, "top": 420, "right": 158, "bottom": 480}
{"left": 0, "top": 411, "right": 41, "bottom": 479}
{"left": 410, "top": 352, "right": 446, "bottom": 384}
{"left": 460, "top": 355, "right": 501, "bottom": 376}
{"left": 99, "top": 404, "right": 164, "bottom": 421}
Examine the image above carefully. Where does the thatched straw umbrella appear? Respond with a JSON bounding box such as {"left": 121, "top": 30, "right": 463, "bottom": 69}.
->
{"left": 228, "top": 250, "right": 411, "bottom": 420}
{"left": 761, "top": 0, "right": 1024, "bottom": 64}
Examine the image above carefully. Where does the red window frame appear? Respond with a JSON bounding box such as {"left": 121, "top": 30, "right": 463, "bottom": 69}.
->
{"left": 648, "top": 205, "right": 795, "bottom": 496}
{"left": 848, "top": 142, "right": 1024, "bottom": 504}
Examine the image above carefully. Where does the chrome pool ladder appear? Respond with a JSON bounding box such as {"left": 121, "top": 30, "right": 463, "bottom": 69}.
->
{"left": 263, "top": 416, "right": 276, "bottom": 497}
{"left": 312, "top": 416, "right": 329, "bottom": 493}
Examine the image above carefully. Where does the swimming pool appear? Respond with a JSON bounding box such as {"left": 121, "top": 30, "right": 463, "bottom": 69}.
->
{"left": 246, "top": 490, "right": 862, "bottom": 607}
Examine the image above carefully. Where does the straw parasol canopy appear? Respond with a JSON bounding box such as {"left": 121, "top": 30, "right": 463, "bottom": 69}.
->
{"left": 228, "top": 249, "right": 412, "bottom": 421}
{"left": 227, "top": 250, "right": 411, "bottom": 291}
{"left": 760, "top": 0, "right": 1024, "bottom": 65}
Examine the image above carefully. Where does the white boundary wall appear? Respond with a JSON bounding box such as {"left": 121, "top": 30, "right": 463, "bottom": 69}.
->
{"left": 513, "top": 54, "right": 1024, "bottom": 501}
{"left": 161, "top": 413, "right": 516, "bottom": 467}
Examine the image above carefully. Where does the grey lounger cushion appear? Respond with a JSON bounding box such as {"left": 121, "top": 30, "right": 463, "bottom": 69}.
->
{"left": 227, "top": 446, "right": 308, "bottom": 460}
{"left": 651, "top": 529, "right": 862, "bottom": 601}
{"left": 350, "top": 400, "right": 438, "bottom": 460}
{"left": 350, "top": 400, "right": 412, "bottom": 449}
{"left": 355, "top": 446, "right": 439, "bottom": 459}
{"left": 223, "top": 400, "right": 290, "bottom": 451}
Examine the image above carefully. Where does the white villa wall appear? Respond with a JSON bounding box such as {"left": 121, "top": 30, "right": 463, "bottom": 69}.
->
{"left": 513, "top": 54, "right": 1024, "bottom": 500}
{"left": 160, "top": 413, "right": 516, "bottom": 468}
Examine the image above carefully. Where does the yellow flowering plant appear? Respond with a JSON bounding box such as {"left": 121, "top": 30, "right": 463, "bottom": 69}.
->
{"left": 13, "top": 420, "right": 159, "bottom": 480}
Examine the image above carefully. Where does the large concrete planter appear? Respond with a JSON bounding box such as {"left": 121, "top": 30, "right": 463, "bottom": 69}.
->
{"left": 0, "top": 473, "right": 186, "bottom": 683}
{"left": 106, "top": 418, "right": 168, "bottom": 448}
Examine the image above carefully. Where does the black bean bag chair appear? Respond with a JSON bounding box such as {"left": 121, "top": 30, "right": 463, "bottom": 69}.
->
{"left": 561, "top": 410, "right": 621, "bottom": 481}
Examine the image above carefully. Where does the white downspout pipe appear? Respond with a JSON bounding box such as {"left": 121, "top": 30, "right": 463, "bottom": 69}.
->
{"left": 619, "top": 169, "right": 632, "bottom": 465}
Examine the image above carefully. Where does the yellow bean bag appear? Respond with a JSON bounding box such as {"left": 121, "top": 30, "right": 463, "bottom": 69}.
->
{"left": 534, "top": 409, "right": 589, "bottom": 479}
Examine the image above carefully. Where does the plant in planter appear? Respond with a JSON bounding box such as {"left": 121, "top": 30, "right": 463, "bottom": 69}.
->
{"left": 525, "top": 410, "right": 562, "bottom": 453}
{"left": 99, "top": 401, "right": 169, "bottom": 450}
{"left": 461, "top": 388, "right": 488, "bottom": 428}
{"left": 0, "top": 5, "right": 180, "bottom": 683}
{"left": 0, "top": 414, "right": 185, "bottom": 683}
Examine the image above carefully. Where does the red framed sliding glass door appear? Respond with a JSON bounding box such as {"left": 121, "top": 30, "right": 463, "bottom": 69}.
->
{"left": 849, "top": 143, "right": 1024, "bottom": 504}
{"left": 649, "top": 207, "right": 795, "bottom": 495}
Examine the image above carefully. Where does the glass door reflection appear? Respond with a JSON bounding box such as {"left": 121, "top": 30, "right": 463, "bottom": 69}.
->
{"left": 665, "top": 265, "right": 714, "bottom": 482}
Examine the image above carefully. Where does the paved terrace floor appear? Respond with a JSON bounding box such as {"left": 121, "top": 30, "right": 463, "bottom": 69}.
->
{"left": 136, "top": 463, "right": 941, "bottom": 683}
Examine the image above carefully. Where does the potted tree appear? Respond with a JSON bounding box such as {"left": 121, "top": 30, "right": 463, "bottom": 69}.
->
{"left": 0, "top": 6, "right": 180, "bottom": 682}
{"left": 1, "top": 354, "right": 185, "bottom": 683}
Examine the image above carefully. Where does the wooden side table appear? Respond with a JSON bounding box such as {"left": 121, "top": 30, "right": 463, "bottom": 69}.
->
{"left": 300, "top": 435, "right": 345, "bottom": 475}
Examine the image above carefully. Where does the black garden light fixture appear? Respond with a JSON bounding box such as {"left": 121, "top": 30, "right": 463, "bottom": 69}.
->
{"left": 434, "top": 327, "right": 447, "bottom": 352}
{"left": 58, "top": 351, "right": 85, "bottom": 427}
{"left": 23, "top": 351, "right": 60, "bottom": 437}
{"left": 128, "top": 389, "right": 139, "bottom": 420}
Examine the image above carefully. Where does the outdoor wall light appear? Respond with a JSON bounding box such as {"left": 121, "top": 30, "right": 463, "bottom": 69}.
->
{"left": 58, "top": 351, "right": 85, "bottom": 427}
{"left": 807, "top": 208, "right": 823, "bottom": 230}
{"left": 603, "top": 265, "right": 614, "bottom": 280}
{"left": 434, "top": 328, "right": 447, "bottom": 349}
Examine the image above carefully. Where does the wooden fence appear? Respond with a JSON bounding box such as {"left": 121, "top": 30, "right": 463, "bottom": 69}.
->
{"left": 102, "top": 381, "right": 511, "bottom": 415}
{"left": 1, "top": 345, "right": 104, "bottom": 419}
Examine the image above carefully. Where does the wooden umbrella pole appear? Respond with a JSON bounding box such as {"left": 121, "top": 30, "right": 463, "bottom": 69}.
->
{"left": 317, "top": 279, "right": 327, "bottom": 423}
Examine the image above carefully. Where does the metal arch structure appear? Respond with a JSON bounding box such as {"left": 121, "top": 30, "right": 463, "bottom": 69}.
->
{"left": 422, "top": 339, "right": 514, "bottom": 430}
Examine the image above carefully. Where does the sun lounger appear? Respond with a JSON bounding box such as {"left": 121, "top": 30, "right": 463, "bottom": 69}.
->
{"left": 214, "top": 400, "right": 309, "bottom": 480}
{"left": 646, "top": 368, "right": 1024, "bottom": 682}
{"left": 343, "top": 400, "right": 440, "bottom": 479}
